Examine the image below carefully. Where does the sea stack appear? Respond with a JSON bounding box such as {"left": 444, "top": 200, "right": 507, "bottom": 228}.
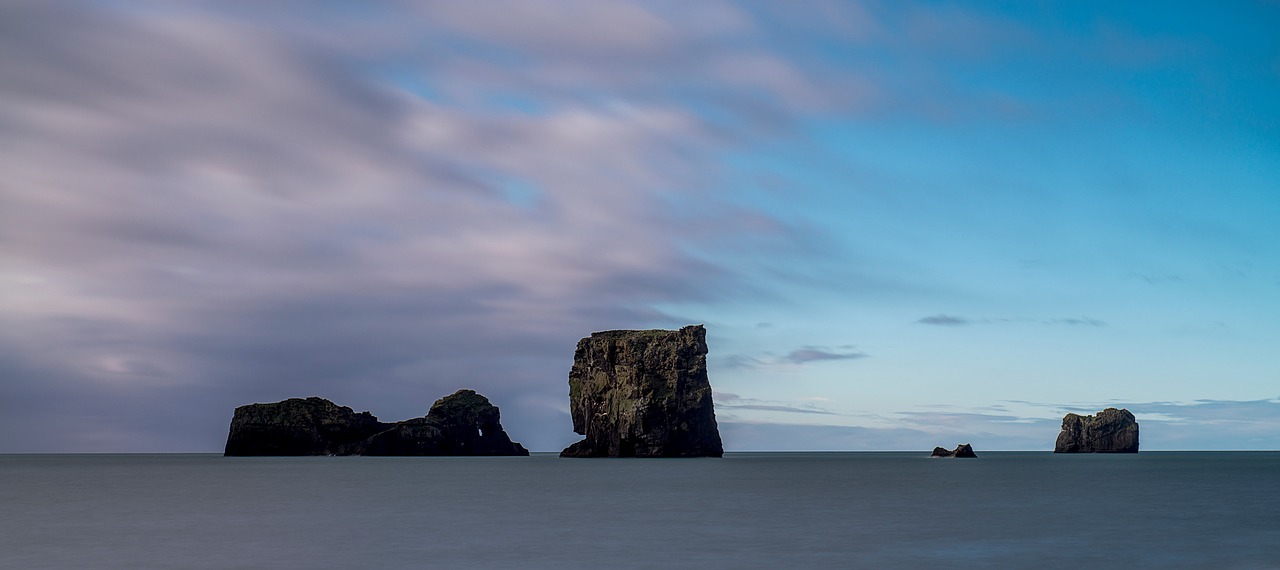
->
{"left": 1054, "top": 408, "right": 1139, "bottom": 453}
{"left": 224, "top": 389, "right": 528, "bottom": 456}
{"left": 930, "top": 443, "right": 977, "bottom": 458}
{"left": 561, "top": 325, "right": 724, "bottom": 458}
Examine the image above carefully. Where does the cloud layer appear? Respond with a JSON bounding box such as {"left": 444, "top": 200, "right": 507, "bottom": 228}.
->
{"left": 3, "top": 1, "right": 1275, "bottom": 452}
{"left": 0, "top": 0, "right": 845, "bottom": 451}
{"left": 721, "top": 398, "right": 1280, "bottom": 451}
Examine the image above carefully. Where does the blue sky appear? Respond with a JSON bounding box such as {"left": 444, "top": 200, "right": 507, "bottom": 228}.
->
{"left": 1, "top": 1, "right": 1277, "bottom": 451}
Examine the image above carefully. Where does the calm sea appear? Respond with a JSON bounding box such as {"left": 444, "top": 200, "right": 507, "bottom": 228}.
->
{"left": 2, "top": 452, "right": 1277, "bottom": 569}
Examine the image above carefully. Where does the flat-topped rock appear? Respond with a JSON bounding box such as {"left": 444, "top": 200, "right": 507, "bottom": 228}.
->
{"left": 224, "top": 390, "right": 528, "bottom": 456}
{"left": 561, "top": 325, "right": 723, "bottom": 458}
{"left": 1054, "top": 408, "right": 1139, "bottom": 453}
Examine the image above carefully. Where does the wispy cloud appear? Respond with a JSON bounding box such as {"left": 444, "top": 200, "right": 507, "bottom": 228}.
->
{"left": 1, "top": 0, "right": 1271, "bottom": 454}
{"left": 1130, "top": 273, "right": 1185, "bottom": 286}
{"left": 917, "top": 314, "right": 971, "bottom": 326}
{"left": 1044, "top": 317, "right": 1106, "bottom": 327}
{"left": 0, "top": 0, "right": 855, "bottom": 452}
{"left": 783, "top": 348, "right": 868, "bottom": 364}
{"left": 717, "top": 421, "right": 1047, "bottom": 452}
{"left": 720, "top": 398, "right": 1280, "bottom": 451}
{"left": 719, "top": 354, "right": 769, "bottom": 370}
{"left": 720, "top": 404, "right": 837, "bottom": 415}
{"left": 917, "top": 315, "right": 1107, "bottom": 327}
{"left": 720, "top": 345, "right": 868, "bottom": 369}
{"left": 713, "top": 392, "right": 838, "bottom": 416}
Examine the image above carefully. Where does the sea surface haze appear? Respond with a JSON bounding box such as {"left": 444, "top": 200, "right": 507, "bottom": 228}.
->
{"left": 2, "top": 452, "right": 1277, "bottom": 569}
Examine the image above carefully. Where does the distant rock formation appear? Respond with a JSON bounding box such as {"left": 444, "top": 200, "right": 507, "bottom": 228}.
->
{"left": 930, "top": 443, "right": 977, "bottom": 458}
{"left": 1054, "top": 408, "right": 1139, "bottom": 453}
{"left": 358, "top": 390, "right": 529, "bottom": 456}
{"left": 223, "top": 397, "right": 387, "bottom": 456}
{"left": 561, "top": 325, "right": 723, "bottom": 458}
{"left": 224, "top": 389, "right": 528, "bottom": 456}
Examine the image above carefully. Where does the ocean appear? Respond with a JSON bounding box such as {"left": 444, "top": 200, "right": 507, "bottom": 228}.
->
{"left": 2, "top": 452, "right": 1277, "bottom": 569}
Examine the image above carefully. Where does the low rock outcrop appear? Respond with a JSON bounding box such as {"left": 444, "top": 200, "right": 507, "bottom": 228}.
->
{"left": 224, "top": 389, "right": 528, "bottom": 456}
{"left": 358, "top": 390, "right": 529, "bottom": 456}
{"left": 1054, "top": 408, "right": 1139, "bottom": 453}
{"left": 930, "top": 443, "right": 977, "bottom": 458}
{"left": 561, "top": 325, "right": 723, "bottom": 458}
{"left": 223, "top": 397, "right": 388, "bottom": 456}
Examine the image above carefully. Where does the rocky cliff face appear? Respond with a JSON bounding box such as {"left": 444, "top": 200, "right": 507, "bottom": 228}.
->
{"left": 1054, "top": 408, "right": 1139, "bottom": 453}
{"left": 561, "top": 325, "right": 723, "bottom": 458}
{"left": 224, "top": 390, "right": 528, "bottom": 456}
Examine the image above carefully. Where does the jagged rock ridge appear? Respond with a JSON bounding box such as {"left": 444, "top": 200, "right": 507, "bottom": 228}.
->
{"left": 1054, "top": 407, "right": 1139, "bottom": 453}
{"left": 931, "top": 443, "right": 977, "bottom": 458}
{"left": 224, "top": 389, "right": 528, "bottom": 456}
{"left": 561, "top": 325, "right": 723, "bottom": 458}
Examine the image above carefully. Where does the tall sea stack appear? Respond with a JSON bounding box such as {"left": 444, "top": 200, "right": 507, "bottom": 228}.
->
{"left": 1054, "top": 407, "right": 1139, "bottom": 453}
{"left": 561, "top": 325, "right": 723, "bottom": 458}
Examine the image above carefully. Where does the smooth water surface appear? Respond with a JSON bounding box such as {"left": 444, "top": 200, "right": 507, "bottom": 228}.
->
{"left": 2, "top": 452, "right": 1277, "bottom": 569}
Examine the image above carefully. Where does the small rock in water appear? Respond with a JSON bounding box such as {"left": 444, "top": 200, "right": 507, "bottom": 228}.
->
{"left": 930, "top": 443, "right": 977, "bottom": 458}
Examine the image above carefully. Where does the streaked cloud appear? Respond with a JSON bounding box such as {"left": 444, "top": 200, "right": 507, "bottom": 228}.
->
{"left": 784, "top": 348, "right": 868, "bottom": 364}
{"left": 0, "top": 0, "right": 841, "bottom": 452}
{"left": 917, "top": 314, "right": 972, "bottom": 326}
{"left": 719, "top": 354, "right": 770, "bottom": 370}
{"left": 720, "top": 346, "right": 868, "bottom": 369}
{"left": 720, "top": 398, "right": 1280, "bottom": 451}
{"left": 1045, "top": 317, "right": 1106, "bottom": 327}
{"left": 917, "top": 315, "right": 1107, "bottom": 327}
{"left": 713, "top": 392, "right": 838, "bottom": 416}
{"left": 720, "top": 404, "right": 837, "bottom": 415}
{"left": 1, "top": 0, "right": 1275, "bottom": 453}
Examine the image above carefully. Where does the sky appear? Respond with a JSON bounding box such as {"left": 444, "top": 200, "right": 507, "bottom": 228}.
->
{"left": 2, "top": 0, "right": 1278, "bottom": 452}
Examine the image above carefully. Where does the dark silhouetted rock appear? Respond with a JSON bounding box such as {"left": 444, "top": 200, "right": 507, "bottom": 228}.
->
{"left": 1054, "top": 408, "right": 1139, "bottom": 453}
{"left": 224, "top": 390, "right": 528, "bottom": 456}
{"left": 224, "top": 397, "right": 389, "bottom": 456}
{"left": 358, "top": 390, "right": 529, "bottom": 456}
{"left": 561, "top": 325, "right": 723, "bottom": 458}
{"left": 930, "top": 443, "right": 977, "bottom": 458}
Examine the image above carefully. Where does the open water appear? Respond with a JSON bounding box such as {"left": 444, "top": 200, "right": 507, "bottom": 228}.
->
{"left": 2, "top": 452, "right": 1277, "bottom": 569}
